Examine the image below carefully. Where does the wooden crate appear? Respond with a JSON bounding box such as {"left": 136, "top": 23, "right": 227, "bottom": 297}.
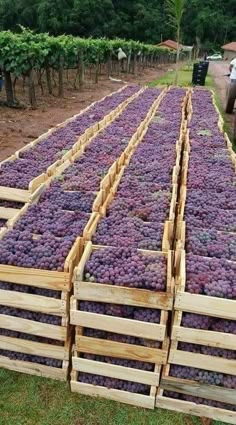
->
{"left": 71, "top": 346, "right": 164, "bottom": 409}
{"left": 156, "top": 250, "right": 236, "bottom": 422}
{"left": 156, "top": 366, "right": 236, "bottom": 425}
{"left": 70, "top": 242, "right": 174, "bottom": 407}
{"left": 0, "top": 232, "right": 84, "bottom": 380}
{"left": 172, "top": 249, "right": 236, "bottom": 356}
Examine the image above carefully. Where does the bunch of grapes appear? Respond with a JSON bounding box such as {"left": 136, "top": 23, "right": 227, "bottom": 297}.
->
{"left": 93, "top": 215, "right": 164, "bottom": 251}
{"left": 84, "top": 247, "right": 167, "bottom": 291}
{"left": 84, "top": 328, "right": 161, "bottom": 349}
{"left": 178, "top": 341, "right": 235, "bottom": 360}
{"left": 169, "top": 364, "right": 236, "bottom": 389}
{"left": 80, "top": 301, "right": 161, "bottom": 324}
{"left": 186, "top": 254, "right": 236, "bottom": 298}
{"left": 41, "top": 182, "right": 95, "bottom": 213}
{"left": 0, "top": 348, "right": 63, "bottom": 368}
{"left": 186, "top": 228, "right": 236, "bottom": 261}
{"left": 14, "top": 201, "right": 89, "bottom": 238}
{"left": 164, "top": 391, "right": 236, "bottom": 411}
{"left": 186, "top": 188, "right": 236, "bottom": 210}
{"left": 0, "top": 230, "right": 74, "bottom": 270}
{"left": 0, "top": 280, "right": 61, "bottom": 298}
{"left": 0, "top": 200, "right": 24, "bottom": 209}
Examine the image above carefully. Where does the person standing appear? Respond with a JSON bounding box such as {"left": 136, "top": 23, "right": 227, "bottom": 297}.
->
{"left": 229, "top": 57, "right": 236, "bottom": 82}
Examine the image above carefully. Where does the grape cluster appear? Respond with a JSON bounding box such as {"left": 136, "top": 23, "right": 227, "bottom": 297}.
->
{"left": 182, "top": 313, "right": 236, "bottom": 335}
{"left": 14, "top": 201, "right": 89, "bottom": 238}
{"left": 0, "top": 349, "right": 63, "bottom": 368}
{"left": 0, "top": 85, "right": 139, "bottom": 190}
{"left": 84, "top": 327, "right": 161, "bottom": 349}
{"left": 0, "top": 200, "right": 24, "bottom": 209}
{"left": 179, "top": 342, "right": 236, "bottom": 360}
{"left": 0, "top": 280, "right": 61, "bottom": 298}
{"left": 164, "top": 391, "right": 236, "bottom": 412}
{"left": 169, "top": 364, "right": 236, "bottom": 389}
{"left": 0, "top": 230, "right": 74, "bottom": 270}
{"left": 41, "top": 182, "right": 95, "bottom": 213}
{"left": 93, "top": 215, "right": 164, "bottom": 251}
{"left": 186, "top": 228, "right": 236, "bottom": 261}
{"left": 80, "top": 301, "right": 161, "bottom": 324}
{"left": 186, "top": 254, "right": 236, "bottom": 298}
{"left": 0, "top": 306, "right": 61, "bottom": 326}
{"left": 84, "top": 247, "right": 167, "bottom": 291}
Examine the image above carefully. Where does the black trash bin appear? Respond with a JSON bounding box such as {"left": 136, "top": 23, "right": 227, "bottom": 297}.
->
{"left": 192, "top": 62, "right": 207, "bottom": 86}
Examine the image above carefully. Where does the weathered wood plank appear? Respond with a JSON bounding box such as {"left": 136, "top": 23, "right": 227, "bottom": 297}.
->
{"left": 71, "top": 381, "right": 155, "bottom": 409}
{"left": 74, "top": 282, "right": 173, "bottom": 310}
{"left": 169, "top": 350, "right": 236, "bottom": 376}
{"left": 0, "top": 336, "right": 67, "bottom": 360}
{"left": 75, "top": 335, "right": 167, "bottom": 364}
{"left": 0, "top": 290, "right": 66, "bottom": 316}
{"left": 161, "top": 377, "right": 236, "bottom": 405}
{"left": 155, "top": 396, "right": 236, "bottom": 424}
{"left": 0, "top": 315, "right": 66, "bottom": 341}
{"left": 0, "top": 265, "right": 69, "bottom": 291}
{"left": 172, "top": 326, "right": 236, "bottom": 351}
{"left": 72, "top": 357, "right": 160, "bottom": 386}
{"left": 175, "top": 292, "right": 236, "bottom": 320}
{"left": 71, "top": 310, "right": 166, "bottom": 340}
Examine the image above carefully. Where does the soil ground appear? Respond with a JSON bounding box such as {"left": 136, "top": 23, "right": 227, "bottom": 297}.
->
{"left": 0, "top": 66, "right": 171, "bottom": 161}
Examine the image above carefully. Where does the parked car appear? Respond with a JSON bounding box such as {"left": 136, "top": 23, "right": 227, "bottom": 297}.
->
{"left": 206, "top": 53, "right": 222, "bottom": 61}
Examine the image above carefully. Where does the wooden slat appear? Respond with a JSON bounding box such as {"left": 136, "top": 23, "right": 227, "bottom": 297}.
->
{"left": 74, "top": 282, "right": 173, "bottom": 310}
{"left": 75, "top": 336, "right": 167, "bottom": 364}
{"left": 175, "top": 292, "right": 236, "bottom": 320}
{"left": 155, "top": 396, "right": 236, "bottom": 424}
{"left": 0, "top": 290, "right": 66, "bottom": 316}
{"left": 0, "top": 336, "right": 67, "bottom": 360}
{"left": 0, "top": 186, "right": 30, "bottom": 203}
{"left": 0, "top": 355, "right": 67, "bottom": 381}
{"left": 0, "top": 207, "right": 19, "bottom": 220}
{"left": 169, "top": 350, "right": 236, "bottom": 376}
{"left": 0, "top": 265, "right": 69, "bottom": 291}
{"left": 71, "top": 310, "right": 166, "bottom": 340}
{"left": 72, "top": 357, "right": 159, "bottom": 386}
{"left": 0, "top": 315, "right": 66, "bottom": 341}
{"left": 71, "top": 381, "right": 155, "bottom": 409}
{"left": 161, "top": 377, "right": 236, "bottom": 405}
{"left": 172, "top": 326, "right": 236, "bottom": 351}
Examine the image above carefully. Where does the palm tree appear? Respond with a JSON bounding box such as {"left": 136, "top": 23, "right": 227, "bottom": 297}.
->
{"left": 166, "top": 0, "right": 185, "bottom": 85}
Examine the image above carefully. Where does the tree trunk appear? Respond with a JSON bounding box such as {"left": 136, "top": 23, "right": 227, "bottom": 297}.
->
{"left": 79, "top": 52, "right": 85, "bottom": 86}
{"left": 174, "top": 27, "right": 181, "bottom": 86}
{"left": 58, "top": 56, "right": 64, "bottom": 98}
{"left": 28, "top": 69, "right": 37, "bottom": 109}
{"left": 95, "top": 61, "right": 99, "bottom": 83}
{"left": 4, "top": 70, "right": 14, "bottom": 105}
{"left": 46, "top": 67, "right": 53, "bottom": 94}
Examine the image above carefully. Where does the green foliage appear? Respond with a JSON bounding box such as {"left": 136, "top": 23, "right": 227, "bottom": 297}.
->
{"left": 0, "top": 0, "right": 235, "bottom": 48}
{"left": 0, "top": 28, "right": 175, "bottom": 76}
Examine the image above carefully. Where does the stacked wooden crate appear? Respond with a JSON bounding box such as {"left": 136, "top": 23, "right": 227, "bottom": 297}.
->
{"left": 157, "top": 89, "right": 236, "bottom": 424}
{"left": 70, "top": 88, "right": 189, "bottom": 407}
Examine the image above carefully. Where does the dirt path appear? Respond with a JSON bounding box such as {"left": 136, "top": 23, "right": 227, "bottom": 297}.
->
{"left": 0, "top": 67, "right": 169, "bottom": 161}
{"left": 209, "top": 61, "right": 235, "bottom": 136}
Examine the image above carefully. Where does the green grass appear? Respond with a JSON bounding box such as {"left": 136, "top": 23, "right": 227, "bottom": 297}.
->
{"left": 0, "top": 368, "right": 228, "bottom": 425}
{"left": 149, "top": 68, "right": 213, "bottom": 88}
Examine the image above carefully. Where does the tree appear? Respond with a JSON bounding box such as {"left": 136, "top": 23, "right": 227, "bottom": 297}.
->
{"left": 166, "top": 0, "right": 185, "bottom": 85}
